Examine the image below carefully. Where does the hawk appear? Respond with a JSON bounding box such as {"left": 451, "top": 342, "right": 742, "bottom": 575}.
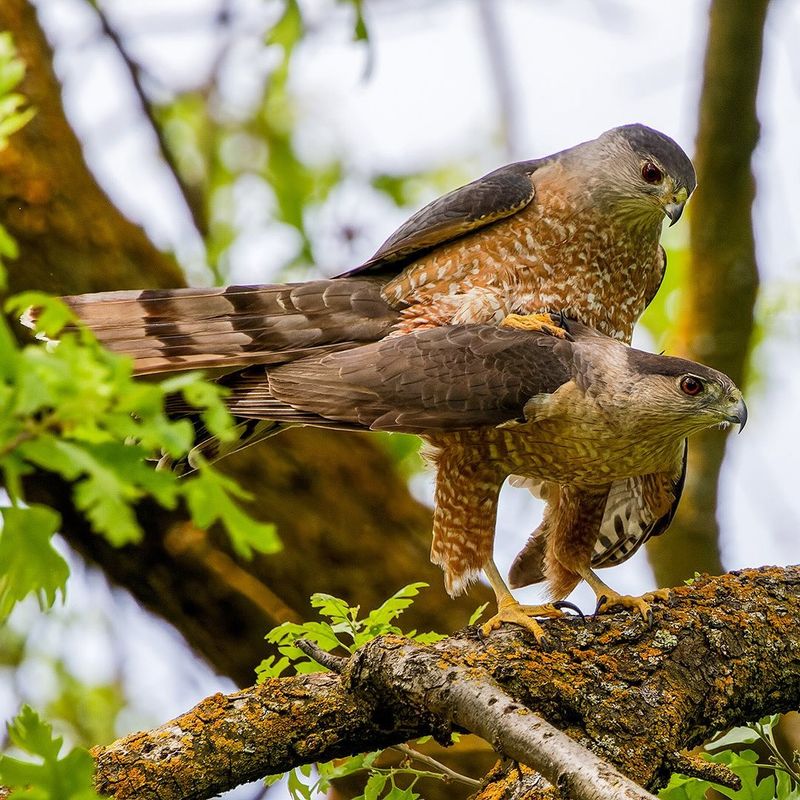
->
{"left": 43, "top": 123, "right": 699, "bottom": 633}
{"left": 162, "top": 319, "right": 746, "bottom": 639}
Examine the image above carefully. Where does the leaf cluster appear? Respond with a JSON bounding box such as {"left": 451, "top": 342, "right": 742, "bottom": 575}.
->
{"left": 661, "top": 716, "right": 800, "bottom": 800}
{"left": 260, "top": 584, "right": 476, "bottom": 800}
{"left": 256, "top": 582, "right": 444, "bottom": 680}
{"left": 0, "top": 295, "right": 281, "bottom": 620}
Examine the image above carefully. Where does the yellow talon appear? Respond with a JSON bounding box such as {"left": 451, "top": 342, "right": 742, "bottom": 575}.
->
{"left": 595, "top": 591, "right": 653, "bottom": 621}
{"left": 480, "top": 560, "right": 570, "bottom": 641}
{"left": 480, "top": 597, "right": 548, "bottom": 641}
{"left": 578, "top": 567, "right": 660, "bottom": 623}
{"left": 499, "top": 312, "right": 568, "bottom": 339}
{"left": 644, "top": 587, "right": 671, "bottom": 604}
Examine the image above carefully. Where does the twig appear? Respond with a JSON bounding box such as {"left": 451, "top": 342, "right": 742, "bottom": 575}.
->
{"left": 391, "top": 743, "right": 481, "bottom": 788}
{"left": 350, "top": 636, "right": 658, "bottom": 800}
{"left": 90, "top": 2, "right": 209, "bottom": 239}
{"left": 669, "top": 752, "right": 741, "bottom": 790}
{"left": 295, "top": 638, "right": 348, "bottom": 673}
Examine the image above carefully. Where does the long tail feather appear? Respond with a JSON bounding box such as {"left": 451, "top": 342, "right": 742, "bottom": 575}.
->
{"left": 25, "top": 279, "right": 399, "bottom": 375}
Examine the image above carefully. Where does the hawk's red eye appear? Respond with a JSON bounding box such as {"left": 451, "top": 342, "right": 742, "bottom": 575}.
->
{"left": 641, "top": 161, "right": 663, "bottom": 184}
{"left": 680, "top": 376, "right": 703, "bottom": 396}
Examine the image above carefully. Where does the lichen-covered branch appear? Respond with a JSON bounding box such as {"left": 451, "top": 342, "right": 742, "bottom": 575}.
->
{"left": 84, "top": 566, "right": 799, "bottom": 800}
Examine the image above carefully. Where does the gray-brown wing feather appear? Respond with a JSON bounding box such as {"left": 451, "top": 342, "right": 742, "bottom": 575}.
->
{"left": 337, "top": 161, "right": 540, "bottom": 277}
{"left": 220, "top": 325, "right": 574, "bottom": 434}
{"left": 54, "top": 278, "right": 399, "bottom": 375}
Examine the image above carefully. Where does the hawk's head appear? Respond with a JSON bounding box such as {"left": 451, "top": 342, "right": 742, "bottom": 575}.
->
{"left": 572, "top": 124, "right": 697, "bottom": 230}
{"left": 622, "top": 349, "right": 746, "bottom": 437}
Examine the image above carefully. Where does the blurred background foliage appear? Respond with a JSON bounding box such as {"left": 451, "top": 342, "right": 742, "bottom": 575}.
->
{"left": 0, "top": 0, "right": 798, "bottom": 797}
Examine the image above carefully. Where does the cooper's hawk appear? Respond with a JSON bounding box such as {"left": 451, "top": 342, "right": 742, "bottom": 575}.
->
{"left": 161, "top": 318, "right": 746, "bottom": 639}
{"left": 42, "top": 123, "right": 699, "bottom": 632}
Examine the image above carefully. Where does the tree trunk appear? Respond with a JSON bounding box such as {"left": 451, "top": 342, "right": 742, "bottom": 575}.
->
{"left": 647, "top": 0, "right": 768, "bottom": 585}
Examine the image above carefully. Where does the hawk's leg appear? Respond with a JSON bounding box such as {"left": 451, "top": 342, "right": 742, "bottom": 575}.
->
{"left": 499, "top": 312, "right": 569, "bottom": 339}
{"left": 480, "top": 560, "right": 571, "bottom": 640}
{"left": 578, "top": 567, "right": 657, "bottom": 623}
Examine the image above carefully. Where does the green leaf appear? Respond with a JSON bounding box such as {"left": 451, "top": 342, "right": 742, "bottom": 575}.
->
{"left": 286, "top": 765, "right": 313, "bottom": 800}
{"left": 363, "top": 772, "right": 387, "bottom": 800}
{"left": 659, "top": 772, "right": 712, "bottom": 800}
{"left": 173, "top": 377, "right": 236, "bottom": 442}
{"left": 43, "top": 440, "right": 146, "bottom": 546}
{"left": 183, "top": 463, "right": 280, "bottom": 558}
{"left": 710, "top": 749, "right": 775, "bottom": 800}
{"left": 0, "top": 505, "right": 68, "bottom": 619}
{"left": 0, "top": 705, "right": 104, "bottom": 800}
{"left": 469, "top": 602, "right": 489, "bottom": 626}
{"left": 0, "top": 223, "right": 18, "bottom": 259}
{"left": 260, "top": 584, "right": 443, "bottom": 678}
{"left": 706, "top": 726, "right": 760, "bottom": 749}
{"left": 383, "top": 784, "right": 419, "bottom": 800}
{"left": 6, "top": 293, "right": 75, "bottom": 338}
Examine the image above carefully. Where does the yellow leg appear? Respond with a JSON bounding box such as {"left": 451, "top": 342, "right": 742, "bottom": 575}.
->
{"left": 499, "top": 313, "right": 569, "bottom": 339}
{"left": 480, "top": 560, "right": 572, "bottom": 640}
{"left": 578, "top": 568, "right": 667, "bottom": 622}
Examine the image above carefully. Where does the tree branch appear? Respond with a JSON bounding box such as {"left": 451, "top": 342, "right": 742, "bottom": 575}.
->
{"left": 88, "top": 2, "right": 210, "bottom": 240}
{"left": 75, "top": 566, "right": 799, "bottom": 800}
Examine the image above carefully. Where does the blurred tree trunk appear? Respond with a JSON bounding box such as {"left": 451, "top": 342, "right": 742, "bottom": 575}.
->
{"left": 0, "top": 0, "right": 490, "bottom": 691}
{"left": 647, "top": 0, "right": 768, "bottom": 586}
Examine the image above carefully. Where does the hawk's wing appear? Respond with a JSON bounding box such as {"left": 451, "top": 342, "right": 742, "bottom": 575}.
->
{"left": 643, "top": 245, "right": 669, "bottom": 310}
{"left": 590, "top": 440, "right": 688, "bottom": 568}
{"left": 219, "top": 324, "right": 574, "bottom": 434}
{"left": 337, "top": 161, "right": 540, "bottom": 277}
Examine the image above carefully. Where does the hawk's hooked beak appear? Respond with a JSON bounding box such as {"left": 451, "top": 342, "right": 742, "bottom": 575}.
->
{"left": 664, "top": 186, "right": 690, "bottom": 227}
{"left": 665, "top": 201, "right": 685, "bottom": 227}
{"left": 725, "top": 396, "right": 748, "bottom": 433}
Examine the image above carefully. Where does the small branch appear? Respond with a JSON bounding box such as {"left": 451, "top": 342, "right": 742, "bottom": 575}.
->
{"left": 294, "top": 638, "right": 348, "bottom": 673}
{"left": 90, "top": 2, "right": 209, "bottom": 239}
{"left": 165, "top": 523, "right": 302, "bottom": 626}
{"left": 669, "top": 753, "right": 741, "bottom": 790}
{"left": 391, "top": 744, "right": 481, "bottom": 789}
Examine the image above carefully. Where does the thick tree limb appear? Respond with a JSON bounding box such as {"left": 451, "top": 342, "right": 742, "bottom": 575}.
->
{"left": 82, "top": 566, "right": 799, "bottom": 800}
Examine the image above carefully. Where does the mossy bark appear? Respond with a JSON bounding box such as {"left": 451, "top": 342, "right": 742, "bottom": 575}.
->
{"left": 74, "top": 566, "right": 800, "bottom": 800}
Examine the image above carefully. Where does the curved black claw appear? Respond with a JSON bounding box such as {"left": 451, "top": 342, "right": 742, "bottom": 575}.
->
{"left": 552, "top": 600, "right": 585, "bottom": 621}
{"left": 645, "top": 607, "right": 655, "bottom": 628}
{"left": 594, "top": 594, "right": 608, "bottom": 616}
{"left": 552, "top": 310, "right": 575, "bottom": 341}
